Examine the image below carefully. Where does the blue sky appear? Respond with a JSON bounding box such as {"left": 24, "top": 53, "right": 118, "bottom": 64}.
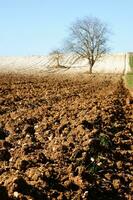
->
{"left": 0, "top": 0, "right": 133, "bottom": 56}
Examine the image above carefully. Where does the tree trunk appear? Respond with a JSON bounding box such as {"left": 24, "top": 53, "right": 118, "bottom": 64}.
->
{"left": 89, "top": 65, "right": 93, "bottom": 73}
{"left": 88, "top": 57, "right": 94, "bottom": 74}
{"left": 57, "top": 58, "right": 60, "bottom": 67}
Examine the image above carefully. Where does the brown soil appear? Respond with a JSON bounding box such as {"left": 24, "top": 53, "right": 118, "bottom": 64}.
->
{"left": 0, "top": 73, "right": 132, "bottom": 200}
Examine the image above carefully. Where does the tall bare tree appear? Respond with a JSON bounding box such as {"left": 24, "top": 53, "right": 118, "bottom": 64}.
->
{"left": 65, "top": 16, "right": 110, "bottom": 73}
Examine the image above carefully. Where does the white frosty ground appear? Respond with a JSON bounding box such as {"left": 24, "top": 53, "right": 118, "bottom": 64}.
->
{"left": 0, "top": 53, "right": 132, "bottom": 74}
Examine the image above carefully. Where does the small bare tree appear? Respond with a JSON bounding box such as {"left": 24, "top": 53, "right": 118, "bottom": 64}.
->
{"left": 65, "top": 16, "right": 110, "bottom": 73}
{"left": 49, "top": 49, "right": 64, "bottom": 68}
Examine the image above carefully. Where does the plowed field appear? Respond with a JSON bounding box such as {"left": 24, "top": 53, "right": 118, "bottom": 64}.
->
{"left": 0, "top": 73, "right": 132, "bottom": 200}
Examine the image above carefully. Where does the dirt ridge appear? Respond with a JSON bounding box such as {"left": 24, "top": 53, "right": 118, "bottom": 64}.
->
{"left": 0, "top": 74, "right": 132, "bottom": 200}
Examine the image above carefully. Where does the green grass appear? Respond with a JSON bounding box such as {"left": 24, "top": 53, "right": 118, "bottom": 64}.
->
{"left": 125, "top": 73, "right": 133, "bottom": 88}
{"left": 125, "top": 55, "right": 133, "bottom": 89}
{"left": 129, "top": 55, "right": 133, "bottom": 70}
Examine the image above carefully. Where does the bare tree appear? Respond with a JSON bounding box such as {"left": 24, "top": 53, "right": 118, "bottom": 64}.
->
{"left": 49, "top": 49, "right": 64, "bottom": 68}
{"left": 65, "top": 16, "right": 110, "bottom": 73}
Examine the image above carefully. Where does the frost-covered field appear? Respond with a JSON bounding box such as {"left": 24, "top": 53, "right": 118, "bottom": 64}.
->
{"left": 0, "top": 53, "right": 131, "bottom": 74}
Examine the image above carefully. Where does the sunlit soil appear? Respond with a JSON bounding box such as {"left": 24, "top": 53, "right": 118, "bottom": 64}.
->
{"left": 0, "top": 73, "right": 132, "bottom": 200}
